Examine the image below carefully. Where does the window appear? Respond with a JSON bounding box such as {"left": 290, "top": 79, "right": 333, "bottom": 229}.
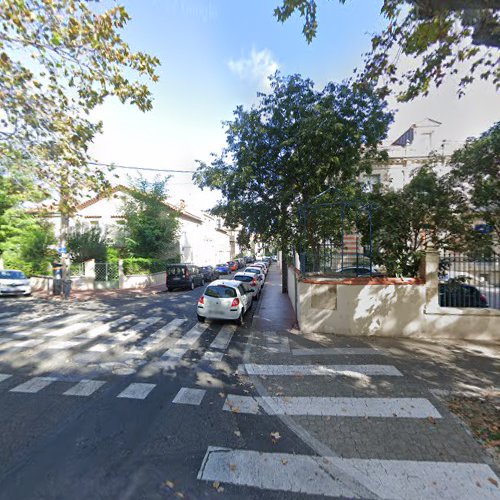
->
{"left": 205, "top": 285, "right": 237, "bottom": 298}
{"left": 0, "top": 270, "right": 26, "bottom": 279}
{"left": 234, "top": 275, "right": 252, "bottom": 282}
{"left": 238, "top": 284, "right": 247, "bottom": 296}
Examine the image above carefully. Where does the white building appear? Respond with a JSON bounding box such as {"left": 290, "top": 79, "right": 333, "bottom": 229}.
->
{"left": 44, "top": 185, "right": 238, "bottom": 265}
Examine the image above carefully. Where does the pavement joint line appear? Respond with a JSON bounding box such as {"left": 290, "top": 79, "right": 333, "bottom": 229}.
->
{"left": 238, "top": 363, "right": 403, "bottom": 377}
{"left": 197, "top": 446, "right": 500, "bottom": 499}
{"left": 172, "top": 387, "right": 206, "bottom": 405}
{"left": 223, "top": 395, "right": 442, "bottom": 418}
{"left": 116, "top": 382, "right": 156, "bottom": 400}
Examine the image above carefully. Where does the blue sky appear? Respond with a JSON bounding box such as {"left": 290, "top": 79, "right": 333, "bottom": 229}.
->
{"left": 90, "top": 0, "right": 499, "bottom": 211}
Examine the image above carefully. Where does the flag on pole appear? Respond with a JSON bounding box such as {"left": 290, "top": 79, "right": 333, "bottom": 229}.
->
{"left": 391, "top": 126, "right": 415, "bottom": 147}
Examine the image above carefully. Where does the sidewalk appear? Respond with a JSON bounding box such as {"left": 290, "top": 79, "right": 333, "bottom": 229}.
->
{"left": 243, "top": 264, "right": 500, "bottom": 495}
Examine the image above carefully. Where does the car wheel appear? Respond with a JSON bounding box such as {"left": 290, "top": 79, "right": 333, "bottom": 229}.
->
{"left": 197, "top": 314, "right": 205, "bottom": 323}
{"left": 190, "top": 281, "right": 195, "bottom": 290}
{"left": 236, "top": 310, "right": 244, "bottom": 326}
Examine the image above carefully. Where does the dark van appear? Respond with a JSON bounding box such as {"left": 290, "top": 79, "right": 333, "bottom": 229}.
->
{"left": 166, "top": 264, "right": 204, "bottom": 292}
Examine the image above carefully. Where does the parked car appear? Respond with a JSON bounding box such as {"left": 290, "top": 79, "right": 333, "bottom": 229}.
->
{"left": 197, "top": 279, "right": 254, "bottom": 325}
{"left": 227, "top": 261, "right": 239, "bottom": 272}
{"left": 439, "top": 282, "right": 488, "bottom": 308}
{"left": 166, "top": 264, "right": 204, "bottom": 291}
{"left": 252, "top": 262, "right": 268, "bottom": 275}
{"left": 233, "top": 272, "right": 261, "bottom": 300}
{"left": 244, "top": 266, "right": 266, "bottom": 285}
{"left": 272, "top": 255, "right": 278, "bottom": 262}
{"left": 0, "top": 269, "right": 31, "bottom": 296}
{"left": 200, "top": 266, "right": 219, "bottom": 283}
{"left": 215, "top": 263, "right": 230, "bottom": 275}
{"left": 236, "top": 258, "right": 245, "bottom": 269}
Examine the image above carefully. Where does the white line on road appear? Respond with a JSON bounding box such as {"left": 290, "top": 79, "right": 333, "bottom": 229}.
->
{"left": 76, "top": 315, "right": 136, "bottom": 340}
{"left": 0, "top": 374, "right": 12, "bottom": 383}
{"left": 43, "top": 315, "right": 113, "bottom": 338}
{"left": 223, "top": 395, "right": 441, "bottom": 418}
{"left": 0, "top": 338, "right": 45, "bottom": 353}
{"left": 157, "top": 323, "right": 209, "bottom": 370}
{"left": 265, "top": 331, "right": 290, "bottom": 353}
{"left": 238, "top": 363, "right": 402, "bottom": 377}
{"left": 63, "top": 379, "right": 106, "bottom": 397}
{"left": 203, "top": 351, "right": 224, "bottom": 362}
{"left": 45, "top": 340, "right": 84, "bottom": 350}
{"left": 117, "top": 382, "right": 156, "bottom": 400}
{"left": 197, "top": 447, "right": 500, "bottom": 499}
{"left": 172, "top": 387, "right": 206, "bottom": 406}
{"left": 210, "top": 324, "right": 236, "bottom": 350}
{"left": 9, "top": 377, "right": 57, "bottom": 393}
{"left": 5, "top": 313, "right": 87, "bottom": 336}
{"left": 292, "top": 347, "right": 384, "bottom": 356}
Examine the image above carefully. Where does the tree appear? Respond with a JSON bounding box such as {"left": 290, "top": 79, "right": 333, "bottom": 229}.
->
{"left": 119, "top": 178, "right": 180, "bottom": 259}
{"left": 274, "top": 1, "right": 499, "bottom": 100}
{"left": 0, "top": 0, "right": 160, "bottom": 209}
{"left": 448, "top": 121, "right": 500, "bottom": 242}
{"left": 67, "top": 224, "right": 108, "bottom": 263}
{"left": 194, "top": 73, "right": 393, "bottom": 255}
{"left": 360, "top": 165, "right": 472, "bottom": 276}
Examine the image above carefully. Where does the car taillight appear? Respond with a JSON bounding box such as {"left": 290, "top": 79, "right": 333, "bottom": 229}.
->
{"left": 251, "top": 278, "right": 257, "bottom": 286}
{"left": 199, "top": 296, "right": 204, "bottom": 304}
{"left": 231, "top": 298, "right": 239, "bottom": 307}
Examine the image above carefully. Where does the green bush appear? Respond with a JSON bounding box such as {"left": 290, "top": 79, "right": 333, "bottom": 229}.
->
{"left": 122, "top": 256, "right": 180, "bottom": 275}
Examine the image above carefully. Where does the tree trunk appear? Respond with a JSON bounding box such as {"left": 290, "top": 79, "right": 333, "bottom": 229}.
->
{"left": 281, "top": 249, "right": 288, "bottom": 293}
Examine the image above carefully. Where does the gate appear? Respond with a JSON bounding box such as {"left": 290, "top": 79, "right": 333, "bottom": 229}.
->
{"left": 94, "top": 262, "right": 119, "bottom": 282}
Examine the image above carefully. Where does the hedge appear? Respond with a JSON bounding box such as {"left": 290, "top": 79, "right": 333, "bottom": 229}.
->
{"left": 122, "top": 256, "right": 180, "bottom": 275}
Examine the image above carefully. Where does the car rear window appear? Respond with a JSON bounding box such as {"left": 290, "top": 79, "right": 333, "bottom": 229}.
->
{"left": 205, "top": 285, "right": 237, "bottom": 298}
{"left": 167, "top": 266, "right": 185, "bottom": 276}
{"left": 234, "top": 275, "right": 253, "bottom": 282}
{"left": 245, "top": 268, "right": 261, "bottom": 274}
{"left": 0, "top": 270, "right": 26, "bottom": 279}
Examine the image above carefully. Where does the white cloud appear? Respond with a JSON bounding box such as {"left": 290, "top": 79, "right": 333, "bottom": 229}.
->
{"left": 228, "top": 48, "right": 279, "bottom": 91}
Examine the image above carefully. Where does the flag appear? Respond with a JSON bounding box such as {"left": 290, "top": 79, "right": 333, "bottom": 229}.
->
{"left": 392, "top": 127, "right": 414, "bottom": 147}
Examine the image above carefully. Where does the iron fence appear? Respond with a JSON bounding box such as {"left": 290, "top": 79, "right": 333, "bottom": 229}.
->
{"left": 94, "top": 262, "right": 119, "bottom": 282}
{"left": 70, "top": 262, "right": 85, "bottom": 277}
{"left": 439, "top": 251, "right": 499, "bottom": 309}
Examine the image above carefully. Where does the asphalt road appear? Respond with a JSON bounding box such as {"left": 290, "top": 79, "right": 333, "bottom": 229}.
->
{"left": 0, "top": 271, "right": 314, "bottom": 500}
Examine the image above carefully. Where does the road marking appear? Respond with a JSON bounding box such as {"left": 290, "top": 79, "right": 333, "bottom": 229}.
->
{"left": 46, "top": 340, "right": 84, "bottom": 350}
{"left": 123, "top": 318, "right": 187, "bottom": 356}
{"left": 197, "top": 447, "right": 500, "bottom": 499}
{"left": 203, "top": 351, "right": 224, "bottom": 362}
{"left": 265, "top": 331, "right": 290, "bottom": 353}
{"left": 43, "top": 315, "right": 112, "bottom": 338}
{"left": 238, "top": 363, "right": 402, "bottom": 377}
{"left": 0, "top": 338, "right": 44, "bottom": 353}
{"left": 0, "top": 312, "right": 16, "bottom": 319}
{"left": 210, "top": 324, "right": 236, "bottom": 350}
{"left": 76, "top": 315, "right": 135, "bottom": 339}
{"left": 0, "top": 312, "right": 54, "bottom": 326}
{"left": 63, "top": 379, "right": 106, "bottom": 397}
{"left": 0, "top": 374, "right": 12, "bottom": 383}
{"left": 117, "top": 382, "right": 156, "bottom": 400}
{"left": 157, "top": 323, "right": 209, "bottom": 370}
{"left": 172, "top": 387, "right": 206, "bottom": 405}
{"left": 292, "top": 347, "right": 384, "bottom": 356}
{"left": 86, "top": 316, "right": 162, "bottom": 352}
{"left": 223, "top": 395, "right": 441, "bottom": 418}
{"left": 5, "top": 313, "right": 87, "bottom": 336}
{"left": 10, "top": 377, "right": 57, "bottom": 393}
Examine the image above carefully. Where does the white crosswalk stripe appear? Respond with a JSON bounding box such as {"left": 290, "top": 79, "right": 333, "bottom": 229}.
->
{"left": 172, "top": 387, "right": 206, "bottom": 406}
{"left": 202, "top": 351, "right": 224, "bottom": 362}
{"left": 43, "top": 315, "right": 113, "bottom": 338}
{"left": 117, "top": 382, "right": 156, "bottom": 400}
{"left": 46, "top": 340, "right": 84, "bottom": 350}
{"left": 10, "top": 377, "right": 57, "bottom": 393}
{"left": 0, "top": 311, "right": 16, "bottom": 320}
{"left": 0, "top": 338, "right": 44, "bottom": 353}
{"left": 0, "top": 373, "right": 12, "bottom": 383}
{"left": 4, "top": 313, "right": 87, "bottom": 336}
{"left": 75, "top": 315, "right": 135, "bottom": 340}
{"left": 197, "top": 447, "right": 500, "bottom": 499}
{"left": 86, "top": 316, "right": 162, "bottom": 353}
{"left": 156, "top": 323, "right": 209, "bottom": 370}
{"left": 210, "top": 324, "right": 236, "bottom": 350}
{"left": 238, "top": 363, "right": 402, "bottom": 377}
{"left": 63, "top": 380, "right": 106, "bottom": 397}
{"left": 223, "top": 395, "right": 442, "bottom": 418}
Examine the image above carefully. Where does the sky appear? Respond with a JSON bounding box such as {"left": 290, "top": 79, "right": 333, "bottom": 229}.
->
{"left": 90, "top": 0, "right": 500, "bottom": 213}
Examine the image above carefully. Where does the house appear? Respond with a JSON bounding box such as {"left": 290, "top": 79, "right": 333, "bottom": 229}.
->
{"left": 44, "top": 185, "right": 239, "bottom": 265}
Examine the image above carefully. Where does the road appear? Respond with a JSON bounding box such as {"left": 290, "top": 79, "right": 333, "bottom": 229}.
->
{"left": 0, "top": 268, "right": 499, "bottom": 499}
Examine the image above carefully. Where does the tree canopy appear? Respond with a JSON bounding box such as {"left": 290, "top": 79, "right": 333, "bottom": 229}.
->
{"left": 0, "top": 0, "right": 159, "bottom": 212}
{"left": 274, "top": 0, "right": 499, "bottom": 101}
{"left": 193, "top": 73, "right": 393, "bottom": 250}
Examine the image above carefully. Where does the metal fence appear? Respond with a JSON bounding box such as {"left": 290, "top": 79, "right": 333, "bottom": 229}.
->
{"left": 439, "top": 251, "right": 499, "bottom": 309}
{"left": 70, "top": 262, "right": 85, "bottom": 277}
{"left": 94, "top": 262, "right": 119, "bottom": 282}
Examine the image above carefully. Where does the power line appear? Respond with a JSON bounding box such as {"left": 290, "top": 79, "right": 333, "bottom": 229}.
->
{"left": 88, "top": 161, "right": 196, "bottom": 174}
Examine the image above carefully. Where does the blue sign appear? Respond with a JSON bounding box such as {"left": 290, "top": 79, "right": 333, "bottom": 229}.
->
{"left": 474, "top": 224, "right": 493, "bottom": 235}
{"left": 58, "top": 247, "right": 67, "bottom": 254}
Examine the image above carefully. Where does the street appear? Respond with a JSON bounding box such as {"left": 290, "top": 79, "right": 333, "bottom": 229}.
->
{"left": 0, "top": 266, "right": 499, "bottom": 499}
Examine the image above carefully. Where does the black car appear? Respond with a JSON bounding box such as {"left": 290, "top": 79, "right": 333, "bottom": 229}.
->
{"left": 439, "top": 282, "right": 488, "bottom": 308}
{"left": 166, "top": 264, "right": 204, "bottom": 291}
{"left": 200, "top": 266, "right": 219, "bottom": 283}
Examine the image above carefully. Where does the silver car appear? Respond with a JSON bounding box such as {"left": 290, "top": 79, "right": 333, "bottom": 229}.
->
{"left": 0, "top": 269, "right": 31, "bottom": 296}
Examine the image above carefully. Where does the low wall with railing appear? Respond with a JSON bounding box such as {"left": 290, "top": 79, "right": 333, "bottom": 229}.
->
{"left": 121, "top": 271, "right": 166, "bottom": 289}
{"left": 288, "top": 250, "right": 500, "bottom": 343}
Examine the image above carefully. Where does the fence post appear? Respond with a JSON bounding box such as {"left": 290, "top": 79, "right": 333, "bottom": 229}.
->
{"left": 423, "top": 248, "right": 440, "bottom": 310}
{"left": 118, "top": 259, "right": 124, "bottom": 289}
{"left": 84, "top": 259, "right": 96, "bottom": 289}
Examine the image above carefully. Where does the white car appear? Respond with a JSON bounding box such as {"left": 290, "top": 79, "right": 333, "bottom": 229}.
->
{"left": 244, "top": 267, "right": 266, "bottom": 285}
{"left": 233, "top": 272, "right": 262, "bottom": 300}
{"left": 0, "top": 269, "right": 31, "bottom": 296}
{"left": 252, "top": 262, "right": 268, "bottom": 274}
{"left": 197, "top": 279, "right": 253, "bottom": 325}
